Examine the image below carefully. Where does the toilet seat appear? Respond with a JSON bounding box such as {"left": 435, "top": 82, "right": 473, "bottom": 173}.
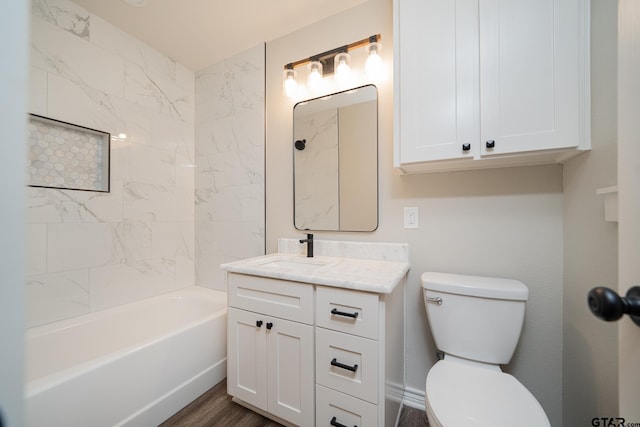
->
{"left": 425, "top": 359, "right": 550, "bottom": 427}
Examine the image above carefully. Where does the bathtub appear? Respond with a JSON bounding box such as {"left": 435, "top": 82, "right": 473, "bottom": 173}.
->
{"left": 25, "top": 286, "right": 227, "bottom": 427}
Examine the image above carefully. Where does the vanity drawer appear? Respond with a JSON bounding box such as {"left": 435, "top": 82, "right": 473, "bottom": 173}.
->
{"left": 316, "top": 384, "right": 378, "bottom": 427}
{"left": 316, "top": 286, "right": 379, "bottom": 340}
{"left": 316, "top": 327, "right": 379, "bottom": 404}
{"left": 227, "top": 273, "right": 313, "bottom": 324}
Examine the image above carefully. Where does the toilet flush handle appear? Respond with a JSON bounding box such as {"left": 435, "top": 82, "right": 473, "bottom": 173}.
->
{"left": 425, "top": 295, "right": 443, "bottom": 305}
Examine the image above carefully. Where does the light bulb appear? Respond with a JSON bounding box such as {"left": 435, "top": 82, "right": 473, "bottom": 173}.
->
{"left": 284, "top": 76, "right": 297, "bottom": 97}
{"left": 283, "top": 68, "right": 298, "bottom": 98}
{"left": 365, "top": 42, "right": 383, "bottom": 81}
{"left": 334, "top": 52, "right": 352, "bottom": 85}
{"left": 307, "top": 61, "right": 323, "bottom": 91}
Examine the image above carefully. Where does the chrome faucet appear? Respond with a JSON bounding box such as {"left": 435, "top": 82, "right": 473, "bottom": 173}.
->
{"left": 299, "top": 233, "right": 314, "bottom": 258}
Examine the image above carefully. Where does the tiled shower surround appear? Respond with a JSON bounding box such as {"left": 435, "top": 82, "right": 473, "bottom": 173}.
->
{"left": 27, "top": 0, "right": 265, "bottom": 326}
{"left": 194, "top": 46, "right": 266, "bottom": 290}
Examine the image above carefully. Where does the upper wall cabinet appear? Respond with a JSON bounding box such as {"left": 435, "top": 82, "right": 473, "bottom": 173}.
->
{"left": 393, "top": 0, "right": 590, "bottom": 174}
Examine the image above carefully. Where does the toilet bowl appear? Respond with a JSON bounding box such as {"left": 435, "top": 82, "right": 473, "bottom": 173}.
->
{"left": 425, "top": 357, "right": 549, "bottom": 427}
{"left": 421, "top": 272, "right": 550, "bottom": 427}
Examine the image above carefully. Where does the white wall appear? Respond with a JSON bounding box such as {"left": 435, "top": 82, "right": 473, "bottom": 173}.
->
{"left": 562, "top": 1, "right": 619, "bottom": 425}
{"left": 27, "top": 0, "right": 195, "bottom": 326}
{"left": 0, "top": 1, "right": 28, "bottom": 425}
{"left": 194, "top": 45, "right": 266, "bottom": 290}
{"left": 266, "top": 0, "right": 564, "bottom": 425}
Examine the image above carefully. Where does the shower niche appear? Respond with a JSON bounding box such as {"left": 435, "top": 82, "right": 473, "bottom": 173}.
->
{"left": 27, "top": 114, "right": 110, "bottom": 192}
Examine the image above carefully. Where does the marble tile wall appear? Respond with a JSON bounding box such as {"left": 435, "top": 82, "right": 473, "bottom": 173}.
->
{"left": 195, "top": 45, "right": 266, "bottom": 291}
{"left": 27, "top": 0, "right": 195, "bottom": 326}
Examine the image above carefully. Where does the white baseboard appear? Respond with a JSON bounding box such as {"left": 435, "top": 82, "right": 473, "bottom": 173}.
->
{"left": 387, "top": 381, "right": 406, "bottom": 404}
{"left": 401, "top": 386, "right": 426, "bottom": 410}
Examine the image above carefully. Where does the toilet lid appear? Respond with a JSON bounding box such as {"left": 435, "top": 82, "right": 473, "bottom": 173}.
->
{"left": 426, "top": 360, "right": 550, "bottom": 427}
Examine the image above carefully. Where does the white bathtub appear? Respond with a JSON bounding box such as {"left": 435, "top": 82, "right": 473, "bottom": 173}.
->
{"left": 25, "top": 286, "right": 227, "bottom": 427}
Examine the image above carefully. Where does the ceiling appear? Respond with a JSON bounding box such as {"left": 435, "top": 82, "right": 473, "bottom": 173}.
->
{"left": 72, "top": 0, "right": 369, "bottom": 72}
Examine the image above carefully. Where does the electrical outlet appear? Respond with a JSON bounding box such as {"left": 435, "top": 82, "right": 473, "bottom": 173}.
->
{"left": 404, "top": 207, "right": 419, "bottom": 229}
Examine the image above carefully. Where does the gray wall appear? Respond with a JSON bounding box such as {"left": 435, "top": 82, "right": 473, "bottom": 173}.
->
{"left": 0, "top": 1, "right": 28, "bottom": 425}
{"left": 266, "top": 0, "right": 564, "bottom": 424}
{"left": 563, "top": 1, "right": 619, "bottom": 425}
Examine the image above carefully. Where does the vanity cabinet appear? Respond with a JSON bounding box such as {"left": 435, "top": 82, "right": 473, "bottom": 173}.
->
{"left": 226, "top": 270, "right": 405, "bottom": 427}
{"left": 227, "top": 274, "right": 314, "bottom": 426}
{"left": 393, "top": 0, "right": 590, "bottom": 173}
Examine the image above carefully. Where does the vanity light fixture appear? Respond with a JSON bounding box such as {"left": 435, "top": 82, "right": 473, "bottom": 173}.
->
{"left": 283, "top": 34, "right": 381, "bottom": 98}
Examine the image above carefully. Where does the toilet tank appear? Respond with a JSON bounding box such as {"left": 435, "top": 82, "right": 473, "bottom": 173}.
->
{"left": 421, "top": 272, "right": 529, "bottom": 365}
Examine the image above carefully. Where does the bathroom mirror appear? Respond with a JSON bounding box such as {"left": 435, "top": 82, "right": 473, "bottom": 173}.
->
{"left": 293, "top": 84, "right": 378, "bottom": 232}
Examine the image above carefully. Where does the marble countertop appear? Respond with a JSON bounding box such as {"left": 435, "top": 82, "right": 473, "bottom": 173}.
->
{"left": 220, "top": 252, "right": 410, "bottom": 294}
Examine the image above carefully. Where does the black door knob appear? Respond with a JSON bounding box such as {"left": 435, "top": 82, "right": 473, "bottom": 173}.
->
{"left": 462, "top": 143, "right": 471, "bottom": 151}
{"left": 256, "top": 320, "right": 263, "bottom": 328}
{"left": 588, "top": 286, "right": 640, "bottom": 326}
{"left": 486, "top": 140, "right": 495, "bottom": 148}
{"left": 266, "top": 322, "right": 273, "bottom": 330}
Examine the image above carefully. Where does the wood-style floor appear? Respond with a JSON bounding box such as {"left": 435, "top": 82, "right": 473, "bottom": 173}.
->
{"left": 160, "top": 379, "right": 429, "bottom": 427}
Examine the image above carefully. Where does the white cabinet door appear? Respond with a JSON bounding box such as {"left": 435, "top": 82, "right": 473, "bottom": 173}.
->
{"left": 479, "top": 0, "right": 585, "bottom": 156}
{"left": 228, "top": 307, "right": 314, "bottom": 426}
{"left": 395, "top": 0, "right": 480, "bottom": 164}
{"left": 394, "top": 0, "right": 589, "bottom": 172}
{"left": 266, "top": 316, "right": 314, "bottom": 426}
{"left": 227, "top": 308, "right": 267, "bottom": 411}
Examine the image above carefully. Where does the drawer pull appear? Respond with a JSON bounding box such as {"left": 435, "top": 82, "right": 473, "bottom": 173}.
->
{"left": 331, "top": 308, "right": 359, "bottom": 319}
{"left": 330, "top": 416, "right": 357, "bottom": 427}
{"left": 266, "top": 322, "right": 273, "bottom": 330}
{"left": 256, "top": 320, "right": 263, "bottom": 328}
{"left": 331, "top": 358, "right": 358, "bottom": 373}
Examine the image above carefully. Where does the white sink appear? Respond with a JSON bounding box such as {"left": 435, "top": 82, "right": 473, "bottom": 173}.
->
{"left": 256, "top": 256, "right": 333, "bottom": 272}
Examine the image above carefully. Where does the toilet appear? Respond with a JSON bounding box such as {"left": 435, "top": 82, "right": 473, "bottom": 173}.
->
{"left": 421, "top": 272, "right": 550, "bottom": 427}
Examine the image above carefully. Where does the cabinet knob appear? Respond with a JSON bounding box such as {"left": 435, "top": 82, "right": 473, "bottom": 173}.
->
{"left": 462, "top": 143, "right": 471, "bottom": 151}
{"left": 266, "top": 322, "right": 273, "bottom": 330}
{"left": 256, "top": 320, "right": 263, "bottom": 328}
{"left": 486, "top": 140, "right": 495, "bottom": 148}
